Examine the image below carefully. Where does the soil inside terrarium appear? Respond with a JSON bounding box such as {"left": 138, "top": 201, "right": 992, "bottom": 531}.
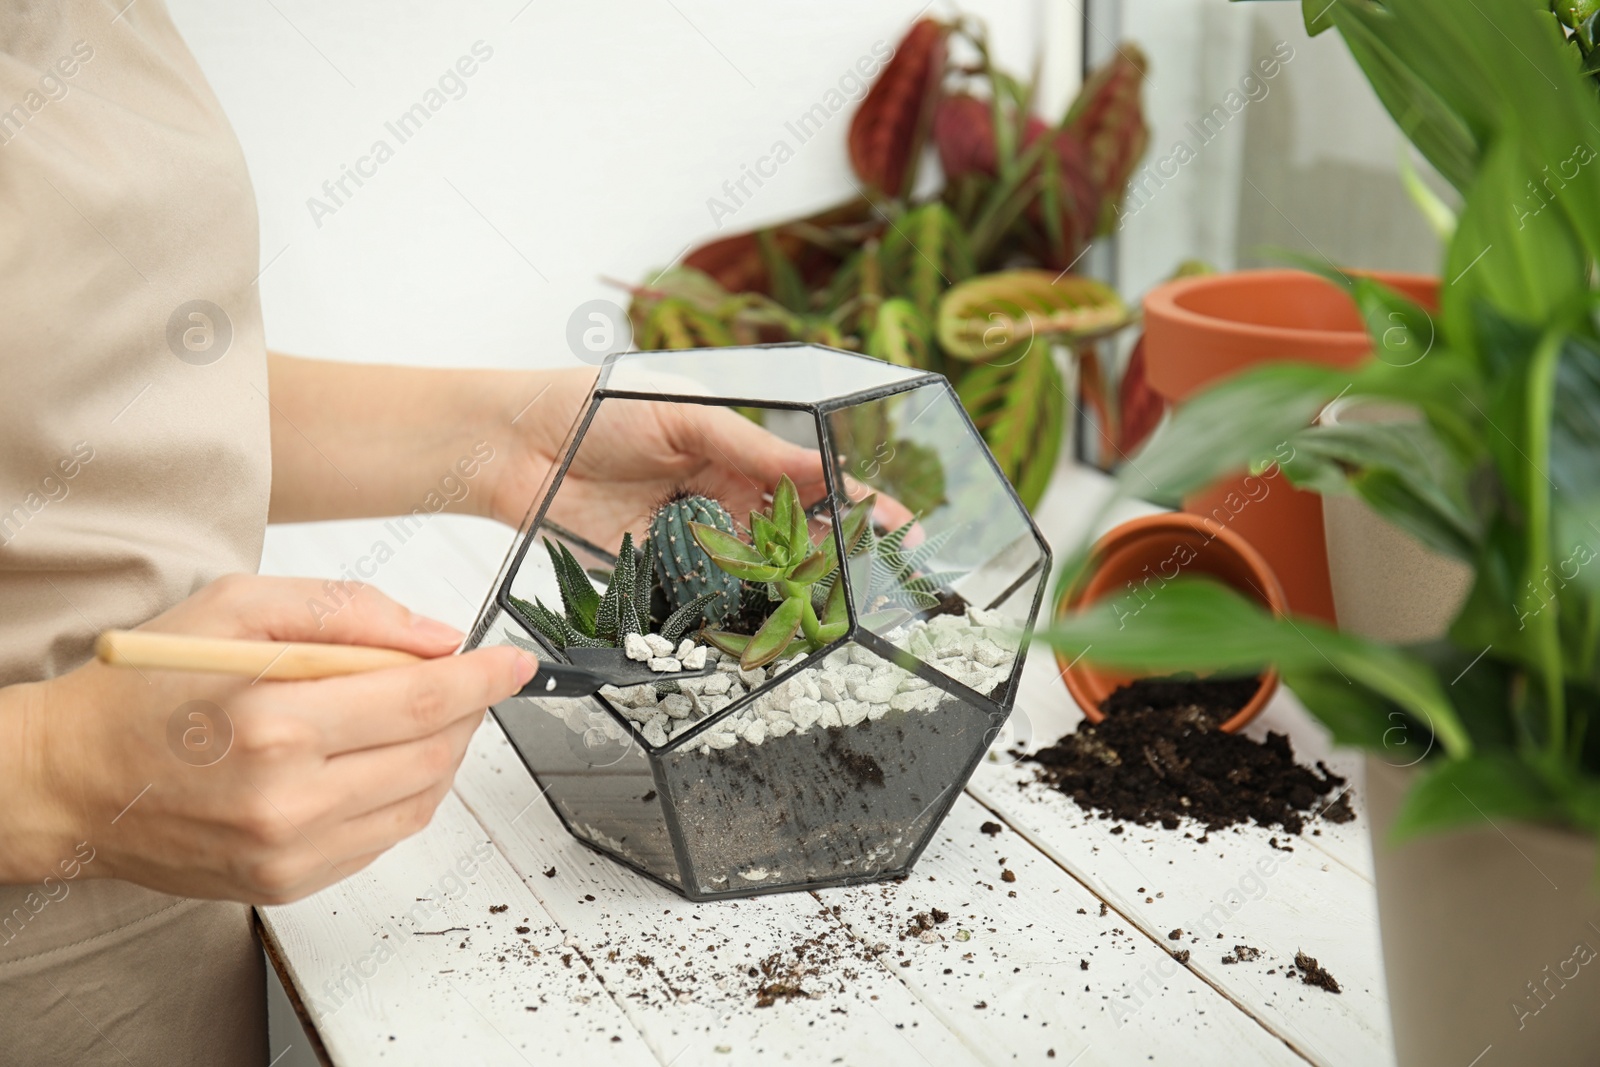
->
{"left": 1023, "top": 675, "right": 1356, "bottom": 835}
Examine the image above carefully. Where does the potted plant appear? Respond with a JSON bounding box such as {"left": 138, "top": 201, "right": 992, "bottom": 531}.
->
{"left": 622, "top": 13, "right": 1157, "bottom": 509}
{"left": 470, "top": 344, "right": 1053, "bottom": 900}
{"left": 1047, "top": 0, "right": 1600, "bottom": 1062}
{"left": 1142, "top": 268, "right": 1439, "bottom": 621}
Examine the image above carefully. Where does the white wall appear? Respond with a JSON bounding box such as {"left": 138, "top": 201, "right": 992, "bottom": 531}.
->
{"left": 169, "top": 0, "right": 1074, "bottom": 372}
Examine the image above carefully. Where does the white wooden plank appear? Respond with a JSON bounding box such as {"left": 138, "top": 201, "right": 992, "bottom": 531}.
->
{"left": 968, "top": 651, "right": 1395, "bottom": 1066}
{"left": 258, "top": 792, "right": 656, "bottom": 1066}
{"left": 815, "top": 793, "right": 1305, "bottom": 1065}
{"left": 454, "top": 719, "right": 991, "bottom": 1067}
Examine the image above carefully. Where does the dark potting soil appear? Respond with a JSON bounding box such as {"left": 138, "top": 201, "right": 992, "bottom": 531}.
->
{"left": 1023, "top": 675, "right": 1355, "bottom": 835}
{"left": 1293, "top": 950, "right": 1342, "bottom": 994}
{"left": 1098, "top": 674, "right": 1261, "bottom": 719}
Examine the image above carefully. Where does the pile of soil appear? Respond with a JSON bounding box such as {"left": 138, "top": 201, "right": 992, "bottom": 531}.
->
{"left": 1023, "top": 675, "right": 1355, "bottom": 834}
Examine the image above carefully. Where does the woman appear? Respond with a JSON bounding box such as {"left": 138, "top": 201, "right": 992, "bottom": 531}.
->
{"left": 0, "top": 3, "right": 821, "bottom": 1061}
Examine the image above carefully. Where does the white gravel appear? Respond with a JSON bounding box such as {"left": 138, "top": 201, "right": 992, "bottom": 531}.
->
{"left": 536, "top": 607, "right": 1023, "bottom": 758}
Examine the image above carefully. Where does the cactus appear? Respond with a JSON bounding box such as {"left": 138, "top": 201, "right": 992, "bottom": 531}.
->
{"left": 648, "top": 492, "right": 741, "bottom": 628}
{"left": 510, "top": 534, "right": 717, "bottom": 651}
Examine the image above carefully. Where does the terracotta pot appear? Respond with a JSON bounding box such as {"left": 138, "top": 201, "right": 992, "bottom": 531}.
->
{"left": 1054, "top": 512, "right": 1288, "bottom": 733}
{"left": 1142, "top": 269, "right": 1440, "bottom": 624}
{"left": 1319, "top": 398, "right": 1472, "bottom": 644}
{"left": 1366, "top": 756, "right": 1600, "bottom": 1066}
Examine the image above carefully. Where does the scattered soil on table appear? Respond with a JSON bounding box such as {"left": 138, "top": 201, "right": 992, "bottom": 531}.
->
{"left": 1022, "top": 675, "right": 1355, "bottom": 835}
{"left": 980, "top": 820, "right": 1003, "bottom": 836}
{"left": 902, "top": 909, "right": 950, "bottom": 941}
{"left": 1221, "top": 945, "right": 1261, "bottom": 964}
{"left": 1293, "top": 950, "right": 1342, "bottom": 994}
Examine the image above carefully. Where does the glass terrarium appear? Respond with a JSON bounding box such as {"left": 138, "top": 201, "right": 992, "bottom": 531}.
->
{"left": 466, "top": 343, "right": 1051, "bottom": 900}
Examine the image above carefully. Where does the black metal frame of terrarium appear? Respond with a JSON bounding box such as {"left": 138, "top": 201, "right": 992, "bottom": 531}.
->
{"left": 465, "top": 343, "right": 1052, "bottom": 901}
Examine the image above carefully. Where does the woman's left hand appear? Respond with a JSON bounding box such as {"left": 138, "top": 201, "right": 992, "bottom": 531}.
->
{"left": 487, "top": 369, "right": 829, "bottom": 550}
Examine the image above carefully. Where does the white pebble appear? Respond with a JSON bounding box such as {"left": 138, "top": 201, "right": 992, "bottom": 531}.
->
{"left": 818, "top": 675, "right": 849, "bottom": 703}
{"left": 648, "top": 657, "right": 681, "bottom": 673}
{"left": 737, "top": 665, "right": 767, "bottom": 688}
{"left": 972, "top": 639, "right": 1009, "bottom": 668}
{"left": 790, "top": 698, "right": 821, "bottom": 730}
{"left": 838, "top": 701, "right": 869, "bottom": 728}
{"left": 660, "top": 693, "right": 694, "bottom": 719}
{"left": 818, "top": 703, "right": 843, "bottom": 729}
{"left": 891, "top": 689, "right": 943, "bottom": 713}
{"left": 768, "top": 719, "right": 795, "bottom": 738}
{"left": 867, "top": 702, "right": 890, "bottom": 721}
{"left": 743, "top": 720, "right": 767, "bottom": 745}
{"left": 716, "top": 658, "right": 741, "bottom": 673}
{"left": 623, "top": 633, "right": 652, "bottom": 662}
{"left": 644, "top": 633, "right": 674, "bottom": 657}
{"left": 682, "top": 645, "right": 708, "bottom": 670}
{"left": 704, "top": 731, "right": 739, "bottom": 750}
{"left": 699, "top": 694, "right": 732, "bottom": 716}
{"left": 676, "top": 639, "right": 695, "bottom": 660}
{"left": 848, "top": 645, "right": 880, "bottom": 667}
{"left": 701, "top": 673, "right": 733, "bottom": 696}
{"left": 850, "top": 677, "right": 899, "bottom": 704}
{"left": 898, "top": 675, "right": 932, "bottom": 691}
{"left": 642, "top": 718, "right": 668, "bottom": 748}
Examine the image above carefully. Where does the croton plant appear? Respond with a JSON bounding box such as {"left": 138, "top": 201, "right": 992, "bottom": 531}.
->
{"left": 624, "top": 15, "right": 1155, "bottom": 508}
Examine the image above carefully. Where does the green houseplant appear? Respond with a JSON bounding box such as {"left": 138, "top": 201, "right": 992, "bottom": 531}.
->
{"left": 624, "top": 14, "right": 1156, "bottom": 508}
{"left": 1047, "top": 1, "right": 1600, "bottom": 1062}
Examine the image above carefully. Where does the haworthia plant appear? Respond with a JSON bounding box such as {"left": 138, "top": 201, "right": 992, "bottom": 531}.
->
{"left": 510, "top": 535, "right": 717, "bottom": 651}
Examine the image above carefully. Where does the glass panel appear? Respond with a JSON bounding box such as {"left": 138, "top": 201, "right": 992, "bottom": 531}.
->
{"left": 827, "top": 382, "right": 1046, "bottom": 692}
{"left": 601, "top": 345, "right": 929, "bottom": 405}
{"left": 480, "top": 608, "right": 681, "bottom": 887}
{"left": 655, "top": 640, "right": 990, "bottom": 897}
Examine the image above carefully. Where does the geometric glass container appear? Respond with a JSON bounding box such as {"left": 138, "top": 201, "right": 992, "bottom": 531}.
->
{"left": 465, "top": 344, "right": 1051, "bottom": 900}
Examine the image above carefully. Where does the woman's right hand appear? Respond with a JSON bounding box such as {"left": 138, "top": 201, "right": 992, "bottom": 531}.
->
{"left": 0, "top": 574, "right": 533, "bottom": 904}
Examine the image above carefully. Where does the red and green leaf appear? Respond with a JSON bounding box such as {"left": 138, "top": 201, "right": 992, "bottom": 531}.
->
{"left": 848, "top": 18, "right": 950, "bottom": 198}
{"left": 1065, "top": 45, "right": 1150, "bottom": 236}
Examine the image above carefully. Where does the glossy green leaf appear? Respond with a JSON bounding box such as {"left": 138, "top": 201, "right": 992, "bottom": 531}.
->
{"left": 769, "top": 475, "right": 800, "bottom": 551}
{"left": 742, "top": 595, "right": 806, "bottom": 669}
{"left": 789, "top": 546, "right": 837, "bottom": 586}
{"left": 1041, "top": 577, "right": 1473, "bottom": 759}
{"left": 690, "top": 522, "right": 765, "bottom": 566}
{"left": 1115, "top": 362, "right": 1342, "bottom": 506}
{"left": 1388, "top": 753, "right": 1565, "bottom": 841}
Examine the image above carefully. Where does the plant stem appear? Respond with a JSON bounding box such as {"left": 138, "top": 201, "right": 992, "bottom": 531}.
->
{"left": 1527, "top": 329, "right": 1567, "bottom": 764}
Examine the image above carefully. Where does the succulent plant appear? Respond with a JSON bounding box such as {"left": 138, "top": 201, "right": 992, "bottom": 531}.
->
{"left": 690, "top": 475, "right": 875, "bottom": 669}
{"left": 648, "top": 493, "right": 742, "bottom": 628}
{"left": 511, "top": 534, "right": 716, "bottom": 651}
{"left": 852, "top": 518, "right": 963, "bottom": 615}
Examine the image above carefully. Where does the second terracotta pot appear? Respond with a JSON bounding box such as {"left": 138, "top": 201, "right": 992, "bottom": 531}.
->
{"left": 1055, "top": 512, "right": 1289, "bottom": 733}
{"left": 1142, "top": 268, "right": 1439, "bottom": 624}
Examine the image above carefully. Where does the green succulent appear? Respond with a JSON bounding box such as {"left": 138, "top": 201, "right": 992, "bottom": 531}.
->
{"left": 510, "top": 534, "right": 717, "bottom": 651}
{"left": 690, "top": 475, "right": 875, "bottom": 669}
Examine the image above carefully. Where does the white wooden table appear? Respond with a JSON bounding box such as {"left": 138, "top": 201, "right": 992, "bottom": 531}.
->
{"left": 256, "top": 464, "right": 1393, "bottom": 1067}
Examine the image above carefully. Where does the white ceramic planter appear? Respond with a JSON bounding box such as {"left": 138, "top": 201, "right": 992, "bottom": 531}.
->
{"left": 1318, "top": 399, "right": 1471, "bottom": 643}
{"left": 1366, "top": 757, "right": 1600, "bottom": 1066}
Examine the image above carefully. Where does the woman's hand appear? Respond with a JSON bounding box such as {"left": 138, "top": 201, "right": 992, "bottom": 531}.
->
{"left": 0, "top": 575, "right": 533, "bottom": 904}
{"left": 487, "top": 369, "right": 829, "bottom": 548}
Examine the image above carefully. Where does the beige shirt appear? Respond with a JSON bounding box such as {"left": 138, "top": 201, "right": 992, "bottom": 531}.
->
{"left": 0, "top": 1, "right": 271, "bottom": 1061}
